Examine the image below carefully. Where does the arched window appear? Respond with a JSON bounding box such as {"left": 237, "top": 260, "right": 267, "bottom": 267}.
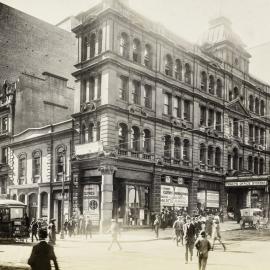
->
{"left": 12, "top": 194, "right": 17, "bottom": 200}
{"left": 88, "top": 123, "right": 94, "bottom": 143}
{"left": 249, "top": 95, "right": 254, "bottom": 111}
{"left": 260, "top": 100, "right": 265, "bottom": 116}
{"left": 144, "top": 44, "right": 152, "bottom": 68}
{"left": 132, "top": 38, "right": 141, "bottom": 63}
{"left": 90, "top": 33, "right": 96, "bottom": 58}
{"left": 215, "top": 148, "right": 221, "bottom": 169}
{"left": 165, "top": 54, "right": 173, "bottom": 76}
{"left": 120, "top": 32, "right": 129, "bottom": 58}
{"left": 254, "top": 157, "right": 259, "bottom": 175}
{"left": 56, "top": 145, "right": 66, "bottom": 181}
{"left": 96, "top": 122, "right": 100, "bottom": 141}
{"left": 208, "top": 146, "right": 214, "bottom": 169}
{"left": 255, "top": 97, "right": 260, "bottom": 114}
{"left": 40, "top": 192, "right": 48, "bottom": 218}
{"left": 208, "top": 75, "right": 215, "bottom": 94}
{"left": 19, "top": 194, "right": 25, "bottom": 203}
{"left": 98, "top": 30, "right": 103, "bottom": 54}
{"left": 233, "top": 87, "right": 239, "bottom": 99}
{"left": 174, "top": 137, "right": 181, "bottom": 160}
{"left": 175, "top": 59, "right": 182, "bottom": 81}
{"left": 142, "top": 129, "right": 151, "bottom": 153}
{"left": 199, "top": 143, "right": 206, "bottom": 164}
{"left": 183, "top": 139, "right": 190, "bottom": 161}
{"left": 81, "top": 123, "right": 87, "bottom": 144}
{"left": 32, "top": 150, "right": 41, "bottom": 183}
{"left": 18, "top": 153, "right": 26, "bottom": 185}
{"left": 118, "top": 123, "right": 128, "bottom": 149}
{"left": 259, "top": 158, "right": 264, "bottom": 175}
{"left": 200, "top": 71, "right": 207, "bottom": 91}
{"left": 131, "top": 126, "right": 140, "bottom": 152}
{"left": 164, "top": 135, "right": 171, "bottom": 158}
{"left": 248, "top": 156, "right": 253, "bottom": 171}
{"left": 232, "top": 148, "right": 238, "bottom": 170}
{"left": 216, "top": 79, "right": 222, "bottom": 98}
{"left": 184, "top": 63, "right": 191, "bottom": 84}
{"left": 82, "top": 36, "right": 88, "bottom": 60}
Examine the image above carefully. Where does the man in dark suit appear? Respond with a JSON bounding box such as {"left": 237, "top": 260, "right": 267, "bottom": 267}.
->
{"left": 28, "top": 229, "right": 59, "bottom": 270}
{"left": 183, "top": 216, "right": 196, "bottom": 264}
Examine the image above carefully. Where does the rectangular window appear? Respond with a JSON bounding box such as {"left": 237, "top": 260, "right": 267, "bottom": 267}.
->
{"left": 81, "top": 80, "right": 87, "bottom": 103}
{"left": 260, "top": 129, "right": 265, "bottom": 145}
{"left": 97, "top": 74, "right": 102, "bottom": 99}
{"left": 18, "top": 156, "right": 26, "bottom": 184}
{"left": 183, "top": 100, "right": 190, "bottom": 121}
{"left": 2, "top": 117, "right": 8, "bottom": 133}
{"left": 144, "top": 85, "right": 152, "bottom": 109}
{"left": 208, "top": 109, "right": 214, "bottom": 127}
{"left": 255, "top": 126, "right": 259, "bottom": 144}
{"left": 249, "top": 124, "right": 254, "bottom": 142}
{"left": 233, "top": 119, "right": 239, "bottom": 137}
{"left": 200, "top": 106, "right": 206, "bottom": 126}
{"left": 163, "top": 93, "right": 171, "bottom": 115}
{"left": 132, "top": 80, "right": 141, "bottom": 105}
{"left": 1, "top": 147, "right": 7, "bottom": 164}
{"left": 173, "top": 96, "right": 181, "bottom": 118}
{"left": 216, "top": 111, "right": 222, "bottom": 131}
{"left": 119, "top": 76, "right": 129, "bottom": 100}
{"left": 33, "top": 157, "right": 41, "bottom": 177}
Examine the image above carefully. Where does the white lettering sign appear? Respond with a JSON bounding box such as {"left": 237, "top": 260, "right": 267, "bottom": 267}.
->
{"left": 160, "top": 185, "right": 188, "bottom": 208}
{"left": 206, "top": 191, "right": 219, "bottom": 208}
{"left": 225, "top": 181, "right": 267, "bottom": 187}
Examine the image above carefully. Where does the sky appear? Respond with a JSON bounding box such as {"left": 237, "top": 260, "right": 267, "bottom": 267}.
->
{"left": 2, "top": 0, "right": 270, "bottom": 83}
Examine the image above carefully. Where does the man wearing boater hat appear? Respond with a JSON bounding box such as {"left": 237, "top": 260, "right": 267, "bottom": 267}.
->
{"left": 28, "top": 229, "right": 59, "bottom": 270}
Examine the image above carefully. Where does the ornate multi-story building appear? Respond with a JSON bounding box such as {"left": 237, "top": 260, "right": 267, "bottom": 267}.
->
{"left": 69, "top": 0, "right": 270, "bottom": 228}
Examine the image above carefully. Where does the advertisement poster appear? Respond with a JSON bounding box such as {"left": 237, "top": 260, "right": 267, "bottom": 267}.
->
{"left": 160, "top": 185, "right": 188, "bottom": 208}
{"left": 206, "top": 190, "right": 220, "bottom": 208}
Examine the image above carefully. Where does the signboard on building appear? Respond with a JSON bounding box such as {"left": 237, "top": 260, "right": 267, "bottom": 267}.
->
{"left": 83, "top": 184, "right": 100, "bottom": 226}
{"left": 206, "top": 191, "right": 219, "bottom": 208}
{"left": 75, "top": 141, "right": 103, "bottom": 156}
{"left": 225, "top": 181, "right": 267, "bottom": 187}
{"left": 160, "top": 185, "right": 188, "bottom": 208}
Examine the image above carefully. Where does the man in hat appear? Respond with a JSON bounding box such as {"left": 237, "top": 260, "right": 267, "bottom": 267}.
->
{"left": 183, "top": 216, "right": 196, "bottom": 264}
{"left": 28, "top": 229, "right": 59, "bottom": 270}
{"left": 107, "top": 219, "right": 122, "bottom": 251}
{"left": 195, "top": 231, "right": 211, "bottom": 270}
{"left": 48, "top": 219, "right": 56, "bottom": 245}
{"left": 173, "top": 216, "right": 184, "bottom": 246}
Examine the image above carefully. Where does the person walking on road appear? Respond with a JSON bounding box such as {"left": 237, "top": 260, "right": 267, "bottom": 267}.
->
{"left": 173, "top": 216, "right": 184, "bottom": 246}
{"left": 48, "top": 219, "right": 56, "bottom": 245}
{"left": 85, "top": 217, "right": 93, "bottom": 239}
{"left": 28, "top": 229, "right": 59, "bottom": 270}
{"left": 211, "top": 217, "right": 226, "bottom": 251}
{"left": 195, "top": 231, "right": 211, "bottom": 270}
{"left": 183, "top": 216, "right": 196, "bottom": 264}
{"left": 153, "top": 215, "right": 160, "bottom": 239}
{"left": 107, "top": 219, "right": 122, "bottom": 251}
{"left": 30, "top": 218, "right": 39, "bottom": 242}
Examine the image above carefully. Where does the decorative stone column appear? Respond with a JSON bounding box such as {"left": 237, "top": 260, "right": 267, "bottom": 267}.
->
{"left": 188, "top": 177, "right": 198, "bottom": 215}
{"left": 98, "top": 165, "right": 117, "bottom": 233}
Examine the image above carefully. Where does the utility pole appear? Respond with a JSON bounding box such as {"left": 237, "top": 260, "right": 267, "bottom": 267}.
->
{"left": 60, "top": 151, "right": 65, "bottom": 239}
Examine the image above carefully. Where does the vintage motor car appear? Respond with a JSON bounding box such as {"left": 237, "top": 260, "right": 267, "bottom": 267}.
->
{"left": 239, "top": 208, "right": 267, "bottom": 230}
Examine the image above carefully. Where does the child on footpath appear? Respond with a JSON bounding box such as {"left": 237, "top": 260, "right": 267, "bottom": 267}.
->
{"left": 195, "top": 231, "right": 211, "bottom": 270}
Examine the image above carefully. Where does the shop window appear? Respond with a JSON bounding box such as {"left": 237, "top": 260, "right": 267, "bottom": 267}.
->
{"left": 183, "top": 139, "right": 190, "bottom": 161}
{"left": 233, "top": 87, "right": 239, "bottom": 99}
{"left": 96, "top": 122, "right": 101, "bottom": 141}
{"left": 248, "top": 156, "right": 253, "bottom": 171}
{"left": 174, "top": 137, "right": 181, "bottom": 160}
{"left": 254, "top": 157, "right": 259, "bottom": 175}
{"left": 32, "top": 150, "right": 41, "bottom": 183}
{"left": 88, "top": 123, "right": 94, "bottom": 143}
{"left": 89, "top": 33, "right": 96, "bottom": 58}
{"left": 142, "top": 129, "right": 151, "bottom": 153}
{"left": 163, "top": 93, "right": 171, "bottom": 115}
{"left": 184, "top": 63, "right": 191, "bottom": 84}
{"left": 40, "top": 192, "right": 48, "bottom": 218}
{"left": 118, "top": 123, "right": 128, "bottom": 150}
{"left": 175, "top": 59, "right": 182, "bottom": 81}
{"left": 259, "top": 158, "right": 264, "bottom": 175}
{"left": 132, "top": 80, "right": 141, "bottom": 105}
{"left": 173, "top": 96, "right": 181, "bottom": 118}
{"left": 208, "top": 75, "right": 215, "bottom": 94}
{"left": 200, "top": 106, "right": 206, "bottom": 126}
{"left": 165, "top": 54, "right": 173, "bottom": 76}
{"left": 200, "top": 144, "right": 206, "bottom": 164}
{"left": 119, "top": 76, "right": 128, "bottom": 101}
{"left": 200, "top": 71, "right": 207, "bottom": 91}
{"left": 18, "top": 153, "right": 26, "bottom": 185}
{"left": 82, "top": 36, "right": 88, "bottom": 61}
{"left": 144, "top": 44, "right": 152, "bottom": 68}
{"left": 255, "top": 97, "right": 260, "bottom": 114}
{"left": 232, "top": 148, "right": 238, "bottom": 170}
{"left": 216, "top": 79, "right": 222, "bottom": 98}
{"left": 208, "top": 146, "right": 214, "bottom": 168}
{"left": 131, "top": 126, "right": 140, "bottom": 152}
{"left": 260, "top": 128, "right": 265, "bottom": 145}
{"left": 81, "top": 123, "right": 87, "bottom": 144}
{"left": 208, "top": 109, "right": 214, "bottom": 127}
{"left": 133, "top": 38, "right": 141, "bottom": 63}
{"left": 215, "top": 148, "right": 221, "bottom": 169}
{"left": 164, "top": 135, "right": 171, "bottom": 159}
{"left": 183, "top": 100, "right": 190, "bottom": 121}
{"left": 1, "top": 147, "right": 7, "bottom": 164}
{"left": 120, "top": 32, "right": 129, "bottom": 59}
{"left": 260, "top": 100, "right": 265, "bottom": 116}
{"left": 144, "top": 85, "right": 152, "bottom": 109}
{"left": 216, "top": 111, "right": 222, "bottom": 131}
{"left": 56, "top": 146, "right": 65, "bottom": 181}
{"left": 249, "top": 95, "right": 254, "bottom": 112}
{"left": 98, "top": 29, "right": 103, "bottom": 54}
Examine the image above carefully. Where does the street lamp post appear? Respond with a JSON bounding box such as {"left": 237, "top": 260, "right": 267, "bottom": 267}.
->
{"left": 60, "top": 158, "right": 65, "bottom": 239}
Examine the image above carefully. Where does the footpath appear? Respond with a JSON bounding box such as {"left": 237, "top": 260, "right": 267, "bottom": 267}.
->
{"left": 58, "top": 220, "right": 240, "bottom": 243}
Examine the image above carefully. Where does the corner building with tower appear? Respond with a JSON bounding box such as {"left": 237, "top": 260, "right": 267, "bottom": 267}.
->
{"left": 70, "top": 0, "right": 270, "bottom": 229}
